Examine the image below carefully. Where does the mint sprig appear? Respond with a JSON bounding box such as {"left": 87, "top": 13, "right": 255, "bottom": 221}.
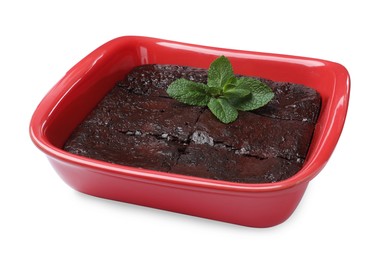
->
{"left": 166, "top": 56, "right": 274, "bottom": 123}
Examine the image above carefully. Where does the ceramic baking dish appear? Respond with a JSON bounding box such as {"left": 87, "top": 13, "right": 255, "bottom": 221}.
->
{"left": 30, "top": 36, "right": 350, "bottom": 227}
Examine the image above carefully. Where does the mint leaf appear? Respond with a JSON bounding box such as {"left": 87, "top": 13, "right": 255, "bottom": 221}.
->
{"left": 223, "top": 87, "right": 251, "bottom": 99}
{"left": 222, "top": 77, "right": 238, "bottom": 92}
{"left": 207, "top": 86, "right": 223, "bottom": 96}
{"left": 167, "top": 78, "right": 210, "bottom": 106}
{"left": 166, "top": 55, "right": 274, "bottom": 124}
{"left": 207, "top": 97, "right": 238, "bottom": 124}
{"left": 229, "top": 77, "right": 274, "bottom": 111}
{"left": 207, "top": 56, "right": 234, "bottom": 90}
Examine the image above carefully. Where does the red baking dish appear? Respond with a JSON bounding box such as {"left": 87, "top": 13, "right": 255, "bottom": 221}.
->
{"left": 29, "top": 36, "right": 350, "bottom": 227}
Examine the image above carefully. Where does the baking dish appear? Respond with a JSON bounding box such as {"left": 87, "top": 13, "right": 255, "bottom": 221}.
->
{"left": 30, "top": 36, "right": 350, "bottom": 227}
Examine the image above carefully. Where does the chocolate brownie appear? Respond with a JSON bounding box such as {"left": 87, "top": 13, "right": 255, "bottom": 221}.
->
{"left": 89, "top": 87, "right": 203, "bottom": 142}
{"left": 64, "top": 125, "right": 181, "bottom": 172}
{"left": 64, "top": 64, "right": 321, "bottom": 183}
{"left": 254, "top": 81, "right": 321, "bottom": 123}
{"left": 195, "top": 109, "right": 314, "bottom": 160}
{"left": 117, "top": 64, "right": 321, "bottom": 122}
{"left": 117, "top": 64, "right": 208, "bottom": 97}
{"left": 171, "top": 143, "right": 302, "bottom": 183}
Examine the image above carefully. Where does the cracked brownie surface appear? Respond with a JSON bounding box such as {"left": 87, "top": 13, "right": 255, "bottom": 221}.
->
{"left": 64, "top": 64, "right": 321, "bottom": 183}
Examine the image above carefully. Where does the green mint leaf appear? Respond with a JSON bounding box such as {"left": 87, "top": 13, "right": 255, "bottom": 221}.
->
{"left": 223, "top": 87, "right": 251, "bottom": 99}
{"left": 207, "top": 97, "right": 238, "bottom": 124}
{"left": 167, "top": 78, "right": 210, "bottom": 106}
{"left": 229, "top": 77, "right": 274, "bottom": 111}
{"left": 207, "top": 86, "right": 223, "bottom": 96}
{"left": 207, "top": 56, "right": 234, "bottom": 90}
{"left": 166, "top": 55, "right": 274, "bottom": 124}
{"left": 222, "top": 77, "right": 238, "bottom": 92}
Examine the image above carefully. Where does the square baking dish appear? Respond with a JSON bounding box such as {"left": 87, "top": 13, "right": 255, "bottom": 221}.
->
{"left": 30, "top": 36, "right": 350, "bottom": 227}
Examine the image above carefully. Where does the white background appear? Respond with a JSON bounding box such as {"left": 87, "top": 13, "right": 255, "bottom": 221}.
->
{"left": 1, "top": 0, "right": 389, "bottom": 259}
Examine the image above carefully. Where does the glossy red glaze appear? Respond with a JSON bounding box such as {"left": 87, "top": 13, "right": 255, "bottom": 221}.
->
{"left": 29, "top": 36, "right": 350, "bottom": 227}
